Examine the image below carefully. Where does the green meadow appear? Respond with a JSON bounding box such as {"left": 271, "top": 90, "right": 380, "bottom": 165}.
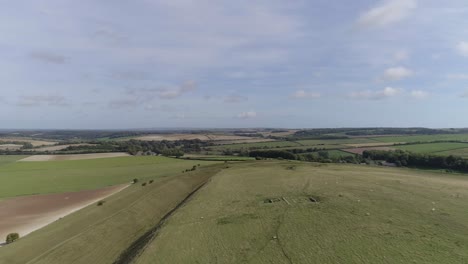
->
{"left": 0, "top": 156, "right": 218, "bottom": 199}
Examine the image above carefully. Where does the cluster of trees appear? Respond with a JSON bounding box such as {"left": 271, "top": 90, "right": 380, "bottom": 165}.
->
{"left": 363, "top": 150, "right": 468, "bottom": 172}
{"left": 6, "top": 233, "right": 19, "bottom": 244}
{"left": 64, "top": 139, "right": 209, "bottom": 156}
{"left": 249, "top": 150, "right": 363, "bottom": 164}
{"left": 222, "top": 147, "right": 329, "bottom": 157}
{"left": 249, "top": 150, "right": 297, "bottom": 160}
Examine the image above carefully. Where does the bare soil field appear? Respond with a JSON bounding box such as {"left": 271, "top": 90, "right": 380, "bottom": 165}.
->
{"left": 27, "top": 143, "right": 97, "bottom": 152}
{"left": 343, "top": 142, "right": 396, "bottom": 148}
{"left": 0, "top": 184, "right": 128, "bottom": 243}
{"left": 0, "top": 144, "right": 22, "bottom": 150}
{"left": 19, "top": 152, "right": 130, "bottom": 162}
{"left": 342, "top": 146, "right": 395, "bottom": 155}
{"left": 133, "top": 134, "right": 254, "bottom": 141}
{"left": 0, "top": 137, "right": 56, "bottom": 147}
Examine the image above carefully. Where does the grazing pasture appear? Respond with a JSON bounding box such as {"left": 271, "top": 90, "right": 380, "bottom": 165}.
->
{"left": 437, "top": 148, "right": 468, "bottom": 159}
{"left": 210, "top": 141, "right": 301, "bottom": 151}
{"left": 135, "top": 161, "right": 468, "bottom": 264}
{"left": 393, "top": 142, "right": 468, "bottom": 154}
{"left": 0, "top": 156, "right": 218, "bottom": 199}
{"left": 371, "top": 134, "right": 468, "bottom": 143}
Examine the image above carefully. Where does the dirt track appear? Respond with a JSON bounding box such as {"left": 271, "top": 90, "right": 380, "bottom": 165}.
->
{"left": 0, "top": 184, "right": 128, "bottom": 243}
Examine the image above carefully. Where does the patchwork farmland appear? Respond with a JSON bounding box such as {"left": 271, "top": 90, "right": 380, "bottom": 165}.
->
{"left": 2, "top": 128, "right": 468, "bottom": 263}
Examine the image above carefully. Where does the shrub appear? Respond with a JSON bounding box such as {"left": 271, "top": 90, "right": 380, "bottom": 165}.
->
{"left": 97, "top": 200, "right": 105, "bottom": 206}
{"left": 142, "top": 182, "right": 147, "bottom": 186}
{"left": 149, "top": 180, "right": 154, "bottom": 184}
{"left": 6, "top": 233, "right": 19, "bottom": 244}
{"left": 132, "top": 178, "right": 138, "bottom": 184}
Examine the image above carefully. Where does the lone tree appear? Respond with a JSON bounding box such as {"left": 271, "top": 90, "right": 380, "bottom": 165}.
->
{"left": 6, "top": 233, "right": 19, "bottom": 244}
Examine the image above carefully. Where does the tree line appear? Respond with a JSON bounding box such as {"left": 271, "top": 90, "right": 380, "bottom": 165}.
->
{"left": 363, "top": 149, "right": 468, "bottom": 172}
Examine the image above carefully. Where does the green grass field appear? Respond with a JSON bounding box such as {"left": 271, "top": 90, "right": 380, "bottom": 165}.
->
{"left": 437, "top": 148, "right": 468, "bottom": 159}
{"left": 0, "top": 155, "right": 28, "bottom": 166}
{"left": 135, "top": 161, "right": 468, "bottom": 264}
{"left": 0, "top": 156, "right": 219, "bottom": 199}
{"left": 393, "top": 142, "right": 468, "bottom": 154}
{"left": 0, "top": 164, "right": 225, "bottom": 264}
{"left": 372, "top": 134, "right": 468, "bottom": 143}
{"left": 211, "top": 138, "right": 379, "bottom": 151}
{"left": 294, "top": 138, "right": 377, "bottom": 146}
{"left": 211, "top": 141, "right": 301, "bottom": 151}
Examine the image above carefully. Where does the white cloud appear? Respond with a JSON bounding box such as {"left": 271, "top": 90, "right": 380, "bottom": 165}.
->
{"left": 349, "top": 87, "right": 402, "bottom": 100}
{"left": 410, "top": 90, "right": 429, "bottom": 99}
{"left": 357, "top": 0, "right": 417, "bottom": 28}
{"left": 289, "top": 90, "right": 321, "bottom": 99}
{"left": 236, "top": 111, "right": 257, "bottom": 119}
{"left": 456, "top": 41, "right": 468, "bottom": 57}
{"left": 382, "top": 66, "right": 413, "bottom": 81}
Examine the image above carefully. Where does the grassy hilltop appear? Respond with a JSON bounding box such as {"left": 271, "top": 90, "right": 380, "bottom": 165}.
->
{"left": 135, "top": 161, "right": 468, "bottom": 264}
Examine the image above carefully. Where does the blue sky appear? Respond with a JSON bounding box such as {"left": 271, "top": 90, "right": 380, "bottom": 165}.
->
{"left": 1, "top": 0, "right": 468, "bottom": 129}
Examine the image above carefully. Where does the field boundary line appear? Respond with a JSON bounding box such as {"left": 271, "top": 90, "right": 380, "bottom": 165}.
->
{"left": 113, "top": 177, "right": 212, "bottom": 264}
{"left": 23, "top": 177, "right": 184, "bottom": 264}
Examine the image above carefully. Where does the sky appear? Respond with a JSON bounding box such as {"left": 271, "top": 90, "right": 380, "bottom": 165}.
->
{"left": 1, "top": 0, "right": 468, "bottom": 129}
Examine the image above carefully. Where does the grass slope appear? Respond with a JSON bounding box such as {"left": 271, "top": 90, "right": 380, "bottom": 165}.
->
{"left": 135, "top": 161, "right": 468, "bottom": 264}
{"left": 0, "top": 164, "right": 224, "bottom": 264}
{"left": 0, "top": 156, "right": 218, "bottom": 199}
